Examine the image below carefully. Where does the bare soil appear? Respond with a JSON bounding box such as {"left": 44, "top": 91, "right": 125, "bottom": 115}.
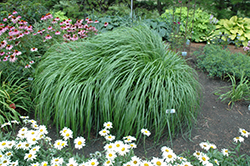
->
{"left": 26, "top": 42, "right": 250, "bottom": 159}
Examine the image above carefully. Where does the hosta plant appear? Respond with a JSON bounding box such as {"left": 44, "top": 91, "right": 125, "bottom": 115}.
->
{"left": 213, "top": 16, "right": 250, "bottom": 46}
{"left": 34, "top": 25, "right": 202, "bottom": 142}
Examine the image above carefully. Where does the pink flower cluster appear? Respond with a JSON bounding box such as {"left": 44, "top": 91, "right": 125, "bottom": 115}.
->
{"left": 0, "top": 11, "right": 107, "bottom": 68}
{"left": 0, "top": 11, "right": 35, "bottom": 64}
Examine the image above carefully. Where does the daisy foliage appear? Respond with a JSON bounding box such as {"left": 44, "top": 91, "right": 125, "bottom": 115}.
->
{"left": 0, "top": 117, "right": 250, "bottom": 166}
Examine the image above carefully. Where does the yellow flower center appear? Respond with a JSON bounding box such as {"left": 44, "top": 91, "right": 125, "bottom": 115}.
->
{"left": 108, "top": 145, "right": 112, "bottom": 148}
{"left": 116, "top": 144, "right": 120, "bottom": 147}
{"left": 202, "top": 157, "right": 206, "bottom": 161}
{"left": 43, "top": 163, "right": 47, "bottom": 166}
{"left": 7, "top": 152, "right": 11, "bottom": 156}
{"left": 78, "top": 141, "right": 82, "bottom": 145}
{"left": 243, "top": 130, "right": 246, "bottom": 134}
{"left": 156, "top": 161, "right": 161, "bottom": 165}
{"left": 165, "top": 149, "right": 169, "bottom": 152}
{"left": 55, "top": 159, "right": 59, "bottom": 162}
{"left": 2, "top": 143, "right": 6, "bottom": 146}
{"left": 133, "top": 161, "right": 137, "bottom": 164}
{"left": 108, "top": 153, "right": 113, "bottom": 157}
{"left": 91, "top": 162, "right": 95, "bottom": 165}
{"left": 28, "top": 154, "right": 32, "bottom": 158}
{"left": 225, "top": 150, "right": 228, "bottom": 153}
{"left": 66, "top": 133, "right": 70, "bottom": 137}
{"left": 32, "top": 138, "right": 36, "bottom": 141}
{"left": 107, "top": 161, "right": 110, "bottom": 164}
{"left": 168, "top": 154, "right": 172, "bottom": 158}
{"left": 144, "top": 164, "right": 149, "bottom": 166}
{"left": 121, "top": 147, "right": 125, "bottom": 151}
{"left": 57, "top": 142, "right": 61, "bottom": 145}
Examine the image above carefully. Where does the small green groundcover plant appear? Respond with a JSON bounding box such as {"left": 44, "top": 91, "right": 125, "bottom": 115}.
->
{"left": 195, "top": 44, "right": 250, "bottom": 79}
{"left": 0, "top": 116, "right": 250, "bottom": 165}
{"left": 34, "top": 25, "right": 202, "bottom": 142}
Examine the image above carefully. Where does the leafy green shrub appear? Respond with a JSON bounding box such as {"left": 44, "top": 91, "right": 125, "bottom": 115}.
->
{"left": 34, "top": 25, "right": 201, "bottom": 141}
{"left": 160, "top": 7, "right": 217, "bottom": 42}
{"left": 195, "top": 44, "right": 250, "bottom": 79}
{"left": 0, "top": 72, "right": 32, "bottom": 126}
{"left": 212, "top": 16, "right": 250, "bottom": 46}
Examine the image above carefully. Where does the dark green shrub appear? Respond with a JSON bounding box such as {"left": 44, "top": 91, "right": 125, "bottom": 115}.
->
{"left": 34, "top": 25, "right": 201, "bottom": 142}
{"left": 161, "top": 7, "right": 217, "bottom": 42}
{"left": 196, "top": 44, "right": 250, "bottom": 79}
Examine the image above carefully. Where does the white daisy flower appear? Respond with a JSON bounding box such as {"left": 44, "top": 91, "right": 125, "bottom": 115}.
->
{"left": 105, "top": 135, "right": 115, "bottom": 142}
{"left": 105, "top": 150, "right": 117, "bottom": 160}
{"left": 24, "top": 151, "right": 37, "bottom": 161}
{"left": 99, "top": 128, "right": 110, "bottom": 137}
{"left": 130, "top": 156, "right": 141, "bottom": 165}
{"left": 233, "top": 136, "right": 244, "bottom": 143}
{"left": 141, "top": 128, "right": 151, "bottom": 137}
{"left": 239, "top": 128, "right": 249, "bottom": 138}
{"left": 74, "top": 136, "right": 86, "bottom": 149}
{"left": 221, "top": 148, "right": 229, "bottom": 156}
{"left": 66, "top": 157, "right": 78, "bottom": 166}
{"left": 103, "top": 121, "right": 113, "bottom": 129}
{"left": 162, "top": 151, "right": 177, "bottom": 163}
{"left": 199, "top": 142, "right": 210, "bottom": 151}
{"left": 151, "top": 157, "right": 166, "bottom": 166}
{"left": 86, "top": 158, "right": 99, "bottom": 166}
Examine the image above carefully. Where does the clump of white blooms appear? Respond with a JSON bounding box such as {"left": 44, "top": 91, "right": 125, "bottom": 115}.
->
{"left": 0, "top": 116, "right": 249, "bottom": 166}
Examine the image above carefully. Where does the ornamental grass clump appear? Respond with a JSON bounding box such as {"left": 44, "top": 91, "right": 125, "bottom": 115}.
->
{"left": 34, "top": 25, "right": 202, "bottom": 141}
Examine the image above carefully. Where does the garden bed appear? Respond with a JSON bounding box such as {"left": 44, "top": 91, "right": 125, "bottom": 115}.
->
{"left": 30, "top": 42, "right": 250, "bottom": 159}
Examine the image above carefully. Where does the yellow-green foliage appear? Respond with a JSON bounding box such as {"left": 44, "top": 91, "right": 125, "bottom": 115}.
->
{"left": 214, "top": 16, "right": 250, "bottom": 46}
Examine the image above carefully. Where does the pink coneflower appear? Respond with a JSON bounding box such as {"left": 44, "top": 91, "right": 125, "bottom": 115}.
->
{"left": 3, "top": 57, "right": 8, "bottom": 61}
{"left": 12, "top": 11, "right": 18, "bottom": 15}
{"left": 177, "top": 22, "right": 180, "bottom": 24}
{"left": 0, "top": 52, "right": 5, "bottom": 56}
{"left": 29, "top": 60, "right": 34, "bottom": 64}
{"left": 8, "top": 14, "right": 13, "bottom": 19}
{"left": 51, "top": 19, "right": 57, "bottom": 24}
{"left": 13, "top": 50, "right": 22, "bottom": 56}
{"left": 17, "top": 33, "right": 24, "bottom": 38}
{"left": 47, "top": 26, "right": 53, "bottom": 30}
{"left": 0, "top": 40, "right": 7, "bottom": 48}
{"left": 25, "top": 64, "right": 31, "bottom": 68}
{"left": 104, "top": 22, "right": 108, "bottom": 27}
{"left": 9, "top": 54, "right": 17, "bottom": 62}
{"left": 41, "top": 15, "right": 45, "bottom": 20}
{"left": 83, "top": 24, "right": 88, "bottom": 29}
{"left": 3, "top": 18, "right": 7, "bottom": 22}
{"left": 24, "top": 30, "right": 30, "bottom": 35}
{"left": 45, "top": 13, "right": 53, "bottom": 19}
{"left": 31, "top": 47, "right": 38, "bottom": 52}
{"left": 85, "top": 17, "right": 89, "bottom": 21}
{"left": 8, "top": 36, "right": 14, "bottom": 41}
{"left": 6, "top": 44, "right": 13, "bottom": 50}
{"left": 87, "top": 19, "right": 93, "bottom": 24}
{"left": 26, "top": 25, "right": 33, "bottom": 31}
{"left": 94, "top": 20, "right": 99, "bottom": 23}
{"left": 55, "top": 31, "right": 61, "bottom": 35}
{"left": 37, "top": 30, "right": 43, "bottom": 34}
{"left": 55, "top": 17, "right": 60, "bottom": 21}
{"left": 15, "top": 41, "right": 20, "bottom": 46}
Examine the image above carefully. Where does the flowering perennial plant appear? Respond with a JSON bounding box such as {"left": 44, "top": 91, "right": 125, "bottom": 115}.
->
{"left": 0, "top": 11, "right": 104, "bottom": 76}
{"left": 1, "top": 115, "right": 249, "bottom": 166}
{"left": 243, "top": 41, "right": 250, "bottom": 56}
